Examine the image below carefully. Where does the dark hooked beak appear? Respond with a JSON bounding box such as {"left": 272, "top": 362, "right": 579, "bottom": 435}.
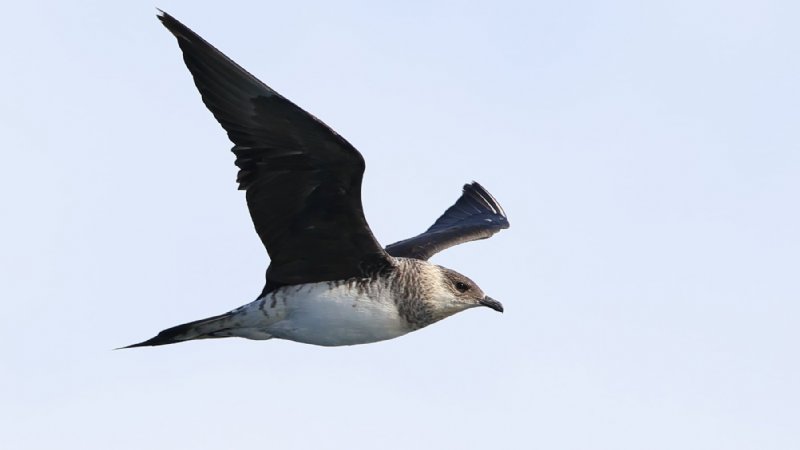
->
{"left": 479, "top": 296, "right": 504, "bottom": 313}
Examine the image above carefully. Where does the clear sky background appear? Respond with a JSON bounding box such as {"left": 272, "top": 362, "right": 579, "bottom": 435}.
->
{"left": 1, "top": 1, "right": 798, "bottom": 449}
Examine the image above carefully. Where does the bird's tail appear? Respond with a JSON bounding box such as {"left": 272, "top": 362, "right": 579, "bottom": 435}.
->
{"left": 121, "top": 312, "right": 237, "bottom": 349}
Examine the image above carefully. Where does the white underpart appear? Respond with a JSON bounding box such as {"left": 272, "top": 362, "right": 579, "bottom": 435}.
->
{"left": 227, "top": 281, "right": 412, "bottom": 346}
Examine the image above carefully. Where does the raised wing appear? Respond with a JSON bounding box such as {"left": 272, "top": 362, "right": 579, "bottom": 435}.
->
{"left": 385, "top": 182, "right": 509, "bottom": 260}
{"left": 158, "top": 12, "right": 393, "bottom": 289}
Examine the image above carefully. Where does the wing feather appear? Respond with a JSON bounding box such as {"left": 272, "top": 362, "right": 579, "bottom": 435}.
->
{"left": 385, "top": 182, "right": 509, "bottom": 260}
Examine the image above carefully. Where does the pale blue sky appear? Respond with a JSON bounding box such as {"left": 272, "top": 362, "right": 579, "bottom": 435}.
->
{"left": 1, "top": 1, "right": 798, "bottom": 449}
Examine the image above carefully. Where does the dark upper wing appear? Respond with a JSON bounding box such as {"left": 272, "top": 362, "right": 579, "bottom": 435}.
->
{"left": 385, "top": 182, "right": 509, "bottom": 260}
{"left": 157, "top": 12, "right": 393, "bottom": 287}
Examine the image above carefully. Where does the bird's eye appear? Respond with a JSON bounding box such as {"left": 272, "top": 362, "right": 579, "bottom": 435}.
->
{"left": 455, "top": 281, "right": 470, "bottom": 293}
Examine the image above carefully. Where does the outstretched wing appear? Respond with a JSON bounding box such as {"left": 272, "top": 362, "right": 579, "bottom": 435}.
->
{"left": 158, "top": 12, "right": 393, "bottom": 288}
{"left": 385, "top": 182, "right": 509, "bottom": 260}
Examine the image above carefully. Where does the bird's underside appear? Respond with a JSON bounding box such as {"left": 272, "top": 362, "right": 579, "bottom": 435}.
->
{"left": 124, "top": 12, "right": 509, "bottom": 349}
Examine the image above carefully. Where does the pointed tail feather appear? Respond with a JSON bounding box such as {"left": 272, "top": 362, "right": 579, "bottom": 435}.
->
{"left": 121, "top": 312, "right": 234, "bottom": 349}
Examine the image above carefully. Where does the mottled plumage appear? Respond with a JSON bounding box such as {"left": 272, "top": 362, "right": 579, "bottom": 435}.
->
{"left": 125, "top": 12, "right": 509, "bottom": 348}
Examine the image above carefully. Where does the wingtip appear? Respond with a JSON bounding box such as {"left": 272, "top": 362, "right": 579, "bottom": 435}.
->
{"left": 462, "top": 181, "right": 508, "bottom": 221}
{"left": 463, "top": 181, "right": 489, "bottom": 199}
{"left": 155, "top": 9, "right": 188, "bottom": 38}
{"left": 464, "top": 180, "right": 488, "bottom": 193}
{"left": 155, "top": 9, "right": 173, "bottom": 30}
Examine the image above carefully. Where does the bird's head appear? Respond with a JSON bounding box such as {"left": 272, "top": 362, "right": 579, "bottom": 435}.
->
{"left": 424, "top": 265, "right": 503, "bottom": 321}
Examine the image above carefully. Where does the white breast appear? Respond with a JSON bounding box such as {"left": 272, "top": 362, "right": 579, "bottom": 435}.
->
{"left": 254, "top": 281, "right": 412, "bottom": 346}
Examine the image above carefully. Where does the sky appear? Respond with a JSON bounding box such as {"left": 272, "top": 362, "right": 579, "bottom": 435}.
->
{"left": 1, "top": 1, "right": 798, "bottom": 449}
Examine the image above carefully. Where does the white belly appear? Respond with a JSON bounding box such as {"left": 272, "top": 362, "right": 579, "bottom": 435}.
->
{"left": 235, "top": 281, "right": 412, "bottom": 346}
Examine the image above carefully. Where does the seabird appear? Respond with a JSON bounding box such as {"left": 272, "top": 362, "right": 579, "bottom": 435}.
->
{"left": 125, "top": 11, "right": 510, "bottom": 348}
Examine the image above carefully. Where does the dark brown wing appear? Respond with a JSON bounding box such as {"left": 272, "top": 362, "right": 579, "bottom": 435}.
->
{"left": 385, "top": 182, "right": 509, "bottom": 260}
{"left": 158, "top": 12, "right": 393, "bottom": 288}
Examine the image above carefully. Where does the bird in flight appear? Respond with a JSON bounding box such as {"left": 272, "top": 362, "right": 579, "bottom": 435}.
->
{"left": 125, "top": 11, "right": 509, "bottom": 348}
